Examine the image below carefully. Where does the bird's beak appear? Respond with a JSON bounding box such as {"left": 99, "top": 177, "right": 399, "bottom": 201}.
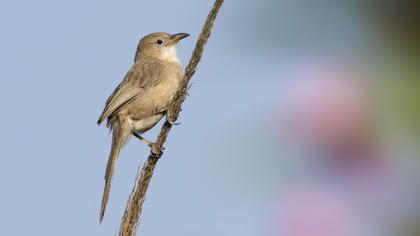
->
{"left": 171, "top": 33, "right": 190, "bottom": 43}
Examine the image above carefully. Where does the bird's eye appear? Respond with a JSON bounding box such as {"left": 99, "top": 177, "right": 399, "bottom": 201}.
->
{"left": 156, "top": 39, "right": 163, "bottom": 45}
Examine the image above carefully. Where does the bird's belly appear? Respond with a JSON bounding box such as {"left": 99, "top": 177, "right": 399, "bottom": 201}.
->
{"left": 129, "top": 113, "right": 164, "bottom": 133}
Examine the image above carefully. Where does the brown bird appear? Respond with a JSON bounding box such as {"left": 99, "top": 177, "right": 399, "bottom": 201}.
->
{"left": 97, "top": 32, "right": 189, "bottom": 223}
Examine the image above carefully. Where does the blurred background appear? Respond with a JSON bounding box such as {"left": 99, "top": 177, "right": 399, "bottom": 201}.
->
{"left": 0, "top": 0, "right": 419, "bottom": 235}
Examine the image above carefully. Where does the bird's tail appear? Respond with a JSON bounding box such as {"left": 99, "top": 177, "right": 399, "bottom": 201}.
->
{"left": 99, "top": 121, "right": 130, "bottom": 223}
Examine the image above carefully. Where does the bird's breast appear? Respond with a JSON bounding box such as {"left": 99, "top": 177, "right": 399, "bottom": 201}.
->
{"left": 146, "top": 68, "right": 181, "bottom": 106}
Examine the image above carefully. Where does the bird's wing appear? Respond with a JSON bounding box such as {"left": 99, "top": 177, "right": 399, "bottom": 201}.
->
{"left": 97, "top": 61, "right": 163, "bottom": 125}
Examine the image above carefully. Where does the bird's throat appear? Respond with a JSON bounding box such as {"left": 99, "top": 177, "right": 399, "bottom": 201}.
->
{"left": 160, "top": 46, "right": 180, "bottom": 64}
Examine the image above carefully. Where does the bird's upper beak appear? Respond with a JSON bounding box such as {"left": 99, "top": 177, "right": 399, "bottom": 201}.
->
{"left": 171, "top": 33, "right": 190, "bottom": 43}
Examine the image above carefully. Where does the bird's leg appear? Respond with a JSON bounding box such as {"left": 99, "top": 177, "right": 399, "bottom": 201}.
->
{"left": 132, "top": 132, "right": 153, "bottom": 146}
{"left": 132, "top": 132, "right": 164, "bottom": 155}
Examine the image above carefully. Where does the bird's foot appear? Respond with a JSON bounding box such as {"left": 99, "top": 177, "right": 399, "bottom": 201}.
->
{"left": 166, "top": 112, "right": 180, "bottom": 126}
{"left": 150, "top": 143, "right": 164, "bottom": 156}
{"left": 166, "top": 117, "right": 180, "bottom": 126}
{"left": 132, "top": 132, "right": 164, "bottom": 156}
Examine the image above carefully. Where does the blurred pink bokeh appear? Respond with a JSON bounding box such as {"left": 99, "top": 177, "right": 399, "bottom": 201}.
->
{"left": 273, "top": 60, "right": 419, "bottom": 236}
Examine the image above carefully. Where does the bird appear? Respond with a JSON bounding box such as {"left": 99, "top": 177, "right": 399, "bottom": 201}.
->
{"left": 97, "top": 32, "right": 189, "bottom": 223}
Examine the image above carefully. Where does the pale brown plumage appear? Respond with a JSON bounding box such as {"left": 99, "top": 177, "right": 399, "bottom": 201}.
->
{"left": 97, "top": 32, "right": 189, "bottom": 223}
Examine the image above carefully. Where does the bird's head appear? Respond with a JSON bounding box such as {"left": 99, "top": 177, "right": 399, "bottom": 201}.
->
{"left": 135, "top": 32, "right": 189, "bottom": 63}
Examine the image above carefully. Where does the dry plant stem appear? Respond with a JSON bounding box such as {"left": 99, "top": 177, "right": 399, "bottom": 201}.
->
{"left": 118, "top": 1, "right": 224, "bottom": 235}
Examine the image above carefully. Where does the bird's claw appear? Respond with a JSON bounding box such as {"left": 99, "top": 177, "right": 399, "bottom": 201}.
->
{"left": 166, "top": 117, "right": 180, "bottom": 126}
{"left": 168, "top": 120, "right": 181, "bottom": 126}
{"left": 149, "top": 143, "right": 164, "bottom": 156}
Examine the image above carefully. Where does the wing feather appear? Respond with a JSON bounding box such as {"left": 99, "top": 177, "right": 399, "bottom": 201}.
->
{"left": 97, "top": 61, "right": 162, "bottom": 125}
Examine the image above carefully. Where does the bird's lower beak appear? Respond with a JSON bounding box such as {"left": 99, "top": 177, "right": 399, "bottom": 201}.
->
{"left": 171, "top": 33, "right": 190, "bottom": 43}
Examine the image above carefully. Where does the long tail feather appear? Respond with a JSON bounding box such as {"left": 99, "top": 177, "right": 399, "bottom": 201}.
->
{"left": 99, "top": 123, "right": 128, "bottom": 223}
